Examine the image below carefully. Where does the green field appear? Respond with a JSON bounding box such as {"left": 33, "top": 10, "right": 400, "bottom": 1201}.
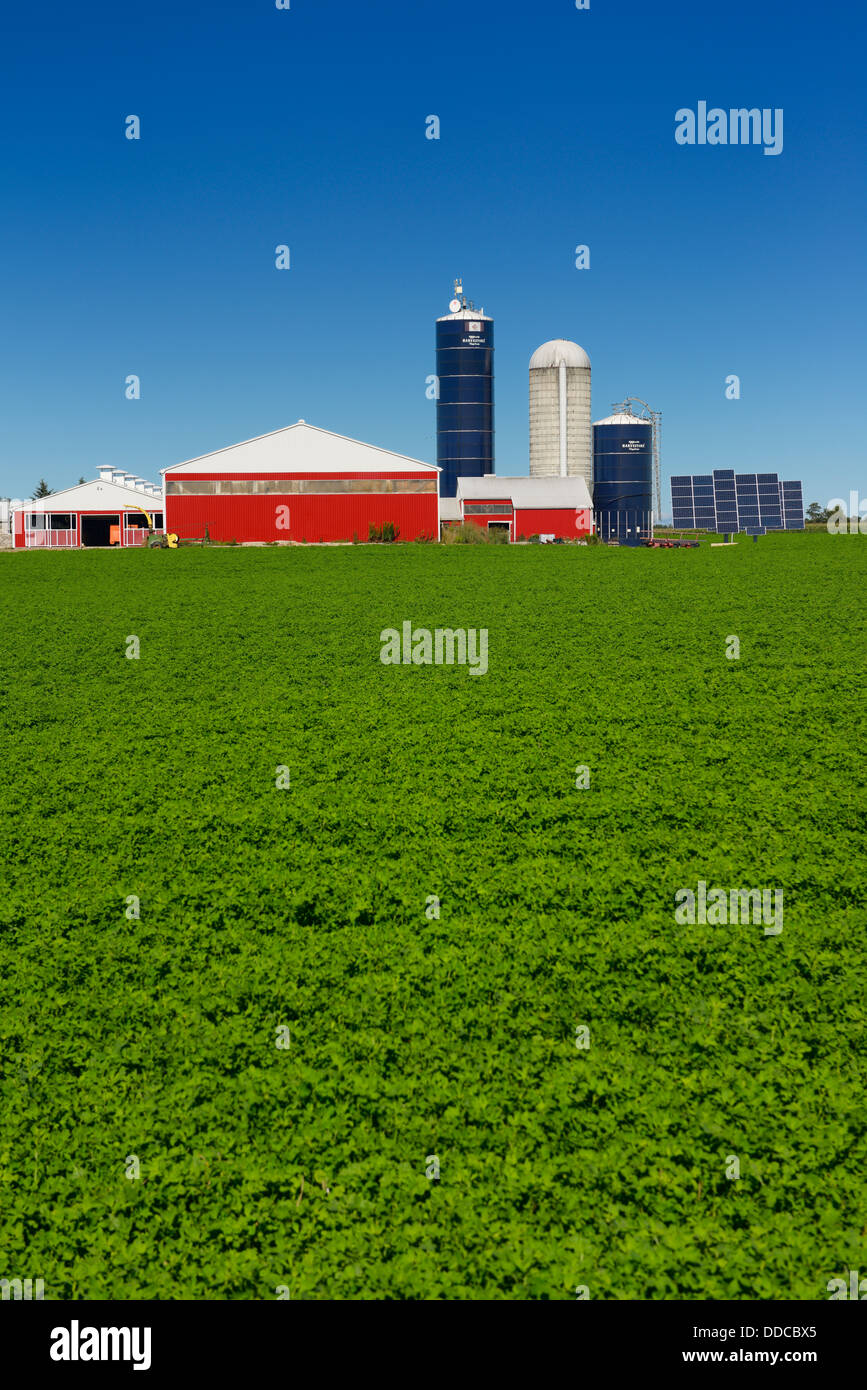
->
{"left": 1, "top": 533, "right": 865, "bottom": 1300}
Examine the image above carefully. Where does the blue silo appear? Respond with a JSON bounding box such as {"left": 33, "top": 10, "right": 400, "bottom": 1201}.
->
{"left": 593, "top": 412, "right": 653, "bottom": 544}
{"left": 436, "top": 281, "right": 494, "bottom": 498}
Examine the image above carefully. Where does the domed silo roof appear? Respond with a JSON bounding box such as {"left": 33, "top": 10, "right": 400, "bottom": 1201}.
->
{"left": 593, "top": 411, "right": 649, "bottom": 427}
{"left": 530, "top": 339, "right": 591, "bottom": 370}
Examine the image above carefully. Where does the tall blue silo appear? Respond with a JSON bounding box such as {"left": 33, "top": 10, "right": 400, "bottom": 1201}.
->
{"left": 436, "top": 281, "right": 494, "bottom": 498}
{"left": 593, "top": 411, "right": 653, "bottom": 544}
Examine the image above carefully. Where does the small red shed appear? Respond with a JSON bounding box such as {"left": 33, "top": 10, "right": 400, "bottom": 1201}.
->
{"left": 454, "top": 476, "right": 594, "bottom": 541}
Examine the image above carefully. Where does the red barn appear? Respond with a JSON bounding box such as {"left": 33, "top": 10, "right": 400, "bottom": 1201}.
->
{"left": 454, "top": 476, "right": 594, "bottom": 541}
{"left": 163, "top": 421, "right": 439, "bottom": 544}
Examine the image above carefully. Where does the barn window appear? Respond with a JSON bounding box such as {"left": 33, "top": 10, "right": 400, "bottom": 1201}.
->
{"left": 165, "top": 479, "right": 217, "bottom": 495}
{"left": 49, "top": 514, "right": 73, "bottom": 529}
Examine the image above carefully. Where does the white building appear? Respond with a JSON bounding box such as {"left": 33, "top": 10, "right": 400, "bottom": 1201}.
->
{"left": 1, "top": 498, "right": 27, "bottom": 535}
{"left": 12, "top": 470, "right": 163, "bottom": 549}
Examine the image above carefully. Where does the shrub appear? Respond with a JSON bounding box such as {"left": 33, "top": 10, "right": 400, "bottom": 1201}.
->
{"left": 442, "top": 522, "right": 491, "bottom": 545}
{"left": 368, "top": 521, "right": 401, "bottom": 544}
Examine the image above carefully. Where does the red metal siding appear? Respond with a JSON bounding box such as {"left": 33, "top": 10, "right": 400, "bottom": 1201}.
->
{"left": 166, "top": 492, "right": 438, "bottom": 543}
{"left": 463, "top": 511, "right": 513, "bottom": 539}
{"left": 515, "top": 507, "right": 593, "bottom": 539}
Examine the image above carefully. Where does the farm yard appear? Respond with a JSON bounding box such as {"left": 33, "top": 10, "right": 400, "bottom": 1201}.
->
{"left": 0, "top": 533, "right": 864, "bottom": 1299}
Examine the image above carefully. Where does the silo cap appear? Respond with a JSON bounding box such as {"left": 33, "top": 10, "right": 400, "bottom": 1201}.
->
{"left": 593, "top": 411, "right": 650, "bottom": 426}
{"left": 529, "top": 339, "right": 591, "bottom": 370}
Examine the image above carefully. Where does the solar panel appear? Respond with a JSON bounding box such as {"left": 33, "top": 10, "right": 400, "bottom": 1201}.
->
{"left": 781, "top": 480, "right": 804, "bottom": 528}
{"left": 670, "top": 471, "right": 804, "bottom": 532}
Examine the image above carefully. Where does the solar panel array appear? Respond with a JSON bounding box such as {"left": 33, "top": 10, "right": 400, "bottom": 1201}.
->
{"left": 670, "top": 471, "right": 804, "bottom": 532}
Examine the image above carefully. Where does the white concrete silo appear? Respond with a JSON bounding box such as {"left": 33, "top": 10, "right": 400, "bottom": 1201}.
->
{"left": 529, "top": 339, "right": 592, "bottom": 485}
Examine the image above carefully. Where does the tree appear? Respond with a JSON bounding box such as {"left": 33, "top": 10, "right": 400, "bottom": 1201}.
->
{"left": 33, "top": 479, "right": 52, "bottom": 498}
{"left": 78, "top": 476, "right": 86, "bottom": 485}
{"left": 805, "top": 501, "right": 829, "bottom": 524}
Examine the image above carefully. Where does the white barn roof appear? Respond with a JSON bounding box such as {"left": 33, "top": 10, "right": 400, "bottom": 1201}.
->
{"left": 163, "top": 422, "right": 439, "bottom": 476}
{"left": 14, "top": 479, "right": 162, "bottom": 514}
{"left": 456, "top": 475, "right": 592, "bottom": 510}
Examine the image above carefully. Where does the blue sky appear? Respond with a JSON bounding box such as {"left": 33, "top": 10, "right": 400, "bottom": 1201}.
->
{"left": 1, "top": 0, "right": 863, "bottom": 510}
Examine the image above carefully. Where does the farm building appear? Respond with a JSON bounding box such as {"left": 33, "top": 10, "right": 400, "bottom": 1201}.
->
{"left": 450, "top": 475, "right": 594, "bottom": 542}
{"left": 162, "top": 421, "right": 440, "bottom": 544}
{"left": 13, "top": 470, "right": 163, "bottom": 549}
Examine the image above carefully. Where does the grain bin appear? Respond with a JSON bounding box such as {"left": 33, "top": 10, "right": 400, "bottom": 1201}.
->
{"left": 436, "top": 281, "right": 494, "bottom": 498}
{"left": 593, "top": 411, "right": 653, "bottom": 545}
